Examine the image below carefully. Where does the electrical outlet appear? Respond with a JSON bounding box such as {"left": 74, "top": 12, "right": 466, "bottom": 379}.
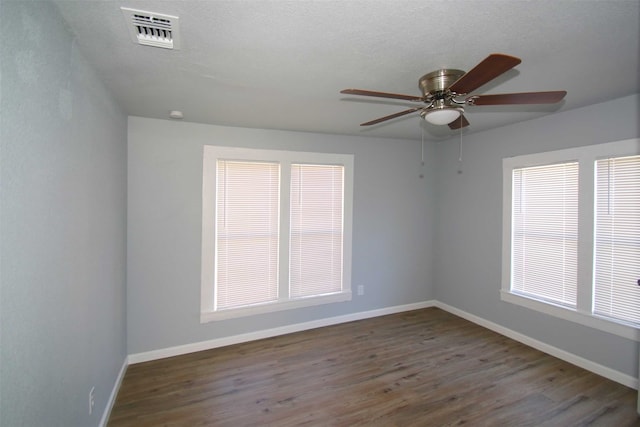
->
{"left": 357, "top": 285, "right": 364, "bottom": 296}
{"left": 89, "top": 387, "right": 95, "bottom": 415}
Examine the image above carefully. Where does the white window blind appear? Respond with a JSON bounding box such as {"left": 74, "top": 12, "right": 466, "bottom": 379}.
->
{"left": 512, "top": 162, "right": 579, "bottom": 306}
{"left": 215, "top": 160, "right": 280, "bottom": 310}
{"left": 290, "top": 164, "right": 344, "bottom": 299}
{"left": 594, "top": 155, "right": 640, "bottom": 326}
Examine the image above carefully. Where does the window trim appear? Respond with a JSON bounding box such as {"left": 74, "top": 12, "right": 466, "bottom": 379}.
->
{"left": 201, "top": 146, "right": 354, "bottom": 322}
{"left": 501, "top": 138, "right": 640, "bottom": 341}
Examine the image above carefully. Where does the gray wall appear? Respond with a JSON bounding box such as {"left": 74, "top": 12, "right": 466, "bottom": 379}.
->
{"left": 433, "top": 94, "right": 640, "bottom": 378}
{"left": 0, "top": 2, "right": 128, "bottom": 426}
{"left": 127, "top": 117, "right": 436, "bottom": 354}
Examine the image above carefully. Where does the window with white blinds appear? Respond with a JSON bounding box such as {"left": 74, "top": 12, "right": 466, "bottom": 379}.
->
{"left": 290, "top": 164, "right": 344, "bottom": 299}
{"left": 201, "top": 146, "right": 353, "bottom": 322}
{"left": 594, "top": 155, "right": 640, "bottom": 326}
{"left": 502, "top": 139, "right": 639, "bottom": 340}
{"left": 511, "top": 163, "right": 579, "bottom": 306}
{"left": 215, "top": 160, "right": 280, "bottom": 310}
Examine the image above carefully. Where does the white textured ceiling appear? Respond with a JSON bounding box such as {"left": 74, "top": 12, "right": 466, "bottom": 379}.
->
{"left": 54, "top": 0, "right": 640, "bottom": 140}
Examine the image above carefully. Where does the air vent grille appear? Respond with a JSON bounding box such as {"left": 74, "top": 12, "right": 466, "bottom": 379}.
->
{"left": 121, "top": 7, "right": 180, "bottom": 50}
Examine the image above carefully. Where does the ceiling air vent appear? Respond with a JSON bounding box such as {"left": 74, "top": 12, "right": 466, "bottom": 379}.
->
{"left": 121, "top": 7, "right": 180, "bottom": 50}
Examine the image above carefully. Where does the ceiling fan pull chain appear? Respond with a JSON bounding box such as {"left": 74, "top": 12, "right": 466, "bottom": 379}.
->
{"left": 421, "top": 126, "right": 425, "bottom": 165}
{"left": 458, "top": 126, "right": 463, "bottom": 174}
{"left": 419, "top": 126, "right": 425, "bottom": 179}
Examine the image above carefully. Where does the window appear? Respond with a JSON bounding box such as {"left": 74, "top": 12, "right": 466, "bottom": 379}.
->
{"left": 201, "top": 146, "right": 353, "bottom": 322}
{"left": 593, "top": 155, "right": 640, "bottom": 326}
{"left": 290, "top": 164, "right": 344, "bottom": 299}
{"left": 511, "top": 162, "right": 578, "bottom": 307}
{"left": 502, "top": 139, "right": 640, "bottom": 340}
{"left": 215, "top": 160, "right": 280, "bottom": 310}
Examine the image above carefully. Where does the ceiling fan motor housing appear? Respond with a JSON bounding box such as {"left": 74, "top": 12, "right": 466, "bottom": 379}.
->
{"left": 418, "top": 69, "right": 465, "bottom": 97}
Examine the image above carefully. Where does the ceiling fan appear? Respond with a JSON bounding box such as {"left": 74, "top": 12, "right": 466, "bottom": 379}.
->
{"left": 340, "top": 54, "right": 566, "bottom": 129}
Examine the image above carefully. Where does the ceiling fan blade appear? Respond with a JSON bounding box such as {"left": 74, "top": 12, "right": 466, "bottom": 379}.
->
{"left": 448, "top": 54, "right": 522, "bottom": 95}
{"left": 341, "top": 88, "right": 423, "bottom": 102}
{"left": 448, "top": 114, "right": 470, "bottom": 130}
{"left": 467, "top": 91, "right": 567, "bottom": 106}
{"left": 360, "top": 108, "right": 422, "bottom": 126}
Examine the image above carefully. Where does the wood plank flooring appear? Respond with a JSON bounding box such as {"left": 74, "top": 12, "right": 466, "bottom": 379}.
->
{"left": 108, "top": 308, "right": 639, "bottom": 426}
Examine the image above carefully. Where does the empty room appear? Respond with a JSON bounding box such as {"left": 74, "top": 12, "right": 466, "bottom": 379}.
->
{"left": 1, "top": 1, "right": 639, "bottom": 426}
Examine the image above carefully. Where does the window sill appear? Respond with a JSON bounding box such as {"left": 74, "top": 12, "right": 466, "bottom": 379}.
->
{"left": 500, "top": 290, "right": 640, "bottom": 341}
{"left": 201, "top": 291, "right": 352, "bottom": 323}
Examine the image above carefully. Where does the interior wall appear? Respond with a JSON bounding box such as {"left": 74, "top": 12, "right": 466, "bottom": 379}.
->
{"left": 0, "top": 2, "right": 128, "bottom": 426}
{"left": 433, "top": 94, "right": 640, "bottom": 379}
{"left": 127, "top": 117, "right": 435, "bottom": 354}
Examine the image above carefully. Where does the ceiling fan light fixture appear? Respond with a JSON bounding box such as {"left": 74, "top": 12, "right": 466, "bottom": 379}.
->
{"left": 422, "top": 107, "right": 462, "bottom": 125}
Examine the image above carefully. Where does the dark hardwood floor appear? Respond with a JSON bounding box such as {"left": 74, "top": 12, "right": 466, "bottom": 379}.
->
{"left": 108, "top": 308, "right": 639, "bottom": 426}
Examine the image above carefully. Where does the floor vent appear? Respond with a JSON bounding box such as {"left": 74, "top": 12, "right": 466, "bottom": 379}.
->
{"left": 121, "top": 7, "right": 180, "bottom": 50}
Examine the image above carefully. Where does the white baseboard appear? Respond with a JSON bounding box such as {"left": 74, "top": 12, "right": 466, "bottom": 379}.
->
{"left": 100, "top": 356, "right": 128, "bottom": 427}
{"left": 125, "top": 299, "right": 637, "bottom": 393}
{"left": 434, "top": 301, "right": 639, "bottom": 390}
{"left": 128, "top": 300, "right": 436, "bottom": 364}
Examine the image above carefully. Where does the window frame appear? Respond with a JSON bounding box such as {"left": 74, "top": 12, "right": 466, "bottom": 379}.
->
{"left": 501, "top": 138, "right": 640, "bottom": 341}
{"left": 201, "top": 146, "right": 354, "bottom": 322}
